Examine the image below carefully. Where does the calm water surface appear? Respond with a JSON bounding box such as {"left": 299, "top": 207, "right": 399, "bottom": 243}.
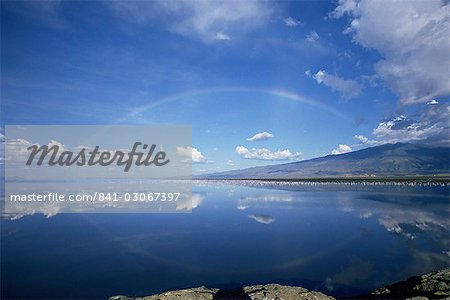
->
{"left": 1, "top": 181, "right": 449, "bottom": 299}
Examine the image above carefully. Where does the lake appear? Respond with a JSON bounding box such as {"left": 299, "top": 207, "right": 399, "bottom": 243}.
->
{"left": 1, "top": 181, "right": 449, "bottom": 299}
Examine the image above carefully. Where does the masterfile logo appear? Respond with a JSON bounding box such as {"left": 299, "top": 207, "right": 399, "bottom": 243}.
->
{"left": 4, "top": 125, "right": 192, "bottom": 215}
{"left": 26, "top": 142, "right": 170, "bottom": 172}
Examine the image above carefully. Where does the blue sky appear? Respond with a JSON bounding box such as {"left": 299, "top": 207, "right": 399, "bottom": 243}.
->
{"left": 1, "top": 0, "right": 449, "bottom": 174}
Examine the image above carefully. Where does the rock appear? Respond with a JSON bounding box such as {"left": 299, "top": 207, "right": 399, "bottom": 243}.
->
{"left": 108, "top": 284, "right": 334, "bottom": 300}
{"left": 109, "top": 297, "right": 134, "bottom": 300}
{"left": 109, "top": 268, "right": 449, "bottom": 300}
{"left": 360, "top": 268, "right": 450, "bottom": 299}
{"left": 242, "top": 283, "right": 334, "bottom": 300}
{"left": 141, "top": 286, "right": 217, "bottom": 300}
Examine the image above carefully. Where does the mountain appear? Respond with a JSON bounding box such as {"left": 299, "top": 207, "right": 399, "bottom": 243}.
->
{"left": 203, "top": 143, "right": 450, "bottom": 179}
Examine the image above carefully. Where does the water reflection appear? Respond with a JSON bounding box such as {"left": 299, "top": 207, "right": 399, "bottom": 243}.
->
{"left": 237, "top": 194, "right": 294, "bottom": 211}
{"left": 176, "top": 193, "right": 204, "bottom": 211}
{"left": 333, "top": 191, "right": 449, "bottom": 244}
{"left": 1, "top": 181, "right": 449, "bottom": 299}
{"left": 248, "top": 214, "right": 276, "bottom": 225}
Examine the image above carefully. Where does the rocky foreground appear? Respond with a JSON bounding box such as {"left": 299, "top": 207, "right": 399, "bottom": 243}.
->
{"left": 109, "top": 268, "right": 449, "bottom": 300}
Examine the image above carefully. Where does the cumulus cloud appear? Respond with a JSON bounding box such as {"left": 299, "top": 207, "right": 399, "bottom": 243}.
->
{"left": 355, "top": 103, "right": 450, "bottom": 145}
{"left": 235, "top": 145, "right": 302, "bottom": 161}
{"left": 247, "top": 131, "right": 274, "bottom": 141}
{"left": 331, "top": 0, "right": 450, "bottom": 105}
{"left": 4, "top": 138, "right": 34, "bottom": 166}
{"left": 176, "top": 146, "right": 206, "bottom": 163}
{"left": 108, "top": 0, "right": 273, "bottom": 43}
{"left": 372, "top": 111, "right": 448, "bottom": 144}
{"left": 354, "top": 135, "right": 369, "bottom": 144}
{"left": 283, "top": 16, "right": 303, "bottom": 27}
{"left": 331, "top": 144, "right": 352, "bottom": 155}
{"left": 305, "top": 31, "right": 319, "bottom": 42}
{"left": 215, "top": 32, "right": 230, "bottom": 41}
{"left": 310, "top": 69, "right": 362, "bottom": 100}
{"left": 4, "top": 138, "right": 71, "bottom": 166}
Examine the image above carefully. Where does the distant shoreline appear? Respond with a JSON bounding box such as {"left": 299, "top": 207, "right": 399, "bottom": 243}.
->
{"left": 196, "top": 175, "right": 450, "bottom": 184}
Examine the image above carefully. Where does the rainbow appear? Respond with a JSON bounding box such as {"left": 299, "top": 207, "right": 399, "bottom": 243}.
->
{"left": 118, "top": 87, "right": 351, "bottom": 123}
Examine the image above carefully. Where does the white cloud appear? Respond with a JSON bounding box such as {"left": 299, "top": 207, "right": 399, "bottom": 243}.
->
{"left": 246, "top": 131, "right": 274, "bottom": 141}
{"left": 4, "top": 138, "right": 72, "bottom": 166}
{"left": 235, "top": 145, "right": 302, "bottom": 161}
{"left": 372, "top": 114, "right": 445, "bottom": 144}
{"left": 354, "top": 103, "right": 450, "bottom": 145}
{"left": 176, "top": 146, "right": 206, "bottom": 163}
{"left": 331, "top": 144, "right": 352, "bottom": 155}
{"left": 48, "top": 139, "right": 66, "bottom": 150}
{"left": 311, "top": 70, "right": 362, "bottom": 99}
{"left": 354, "top": 135, "right": 369, "bottom": 144}
{"left": 216, "top": 32, "right": 230, "bottom": 40}
{"left": 329, "top": 0, "right": 358, "bottom": 18}
{"left": 283, "top": 16, "right": 303, "bottom": 27}
{"left": 305, "top": 31, "right": 319, "bottom": 42}
{"left": 427, "top": 99, "right": 439, "bottom": 105}
{"left": 331, "top": 0, "right": 450, "bottom": 105}
{"left": 226, "top": 159, "right": 235, "bottom": 166}
{"left": 4, "top": 138, "right": 34, "bottom": 166}
{"left": 109, "top": 0, "right": 273, "bottom": 43}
